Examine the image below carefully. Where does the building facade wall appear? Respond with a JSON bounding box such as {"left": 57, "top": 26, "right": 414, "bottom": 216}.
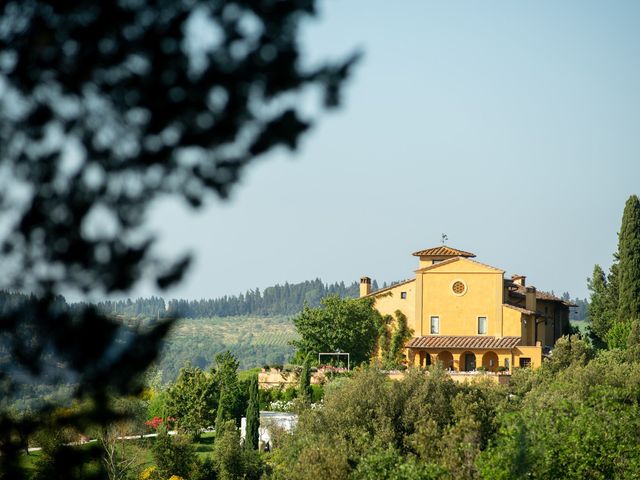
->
{"left": 502, "top": 306, "right": 525, "bottom": 337}
{"left": 419, "top": 260, "right": 504, "bottom": 337}
{"left": 370, "top": 281, "right": 416, "bottom": 332}
{"left": 512, "top": 345, "right": 543, "bottom": 369}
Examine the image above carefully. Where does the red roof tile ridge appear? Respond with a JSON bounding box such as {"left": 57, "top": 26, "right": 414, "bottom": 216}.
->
{"left": 415, "top": 256, "right": 504, "bottom": 273}
{"left": 364, "top": 278, "right": 415, "bottom": 298}
{"left": 512, "top": 284, "right": 568, "bottom": 303}
{"left": 405, "top": 335, "right": 522, "bottom": 350}
{"left": 503, "top": 303, "right": 536, "bottom": 315}
{"left": 411, "top": 245, "right": 476, "bottom": 258}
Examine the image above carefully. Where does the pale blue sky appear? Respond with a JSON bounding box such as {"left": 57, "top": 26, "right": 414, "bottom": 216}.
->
{"left": 143, "top": 1, "right": 640, "bottom": 301}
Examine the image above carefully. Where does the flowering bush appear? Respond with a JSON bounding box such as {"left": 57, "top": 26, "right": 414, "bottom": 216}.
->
{"left": 145, "top": 416, "right": 175, "bottom": 430}
{"left": 317, "top": 365, "right": 348, "bottom": 373}
{"left": 139, "top": 466, "right": 157, "bottom": 480}
{"left": 267, "top": 400, "right": 295, "bottom": 412}
{"left": 145, "top": 417, "right": 163, "bottom": 429}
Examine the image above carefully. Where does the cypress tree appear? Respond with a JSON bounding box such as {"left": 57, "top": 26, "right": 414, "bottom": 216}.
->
{"left": 626, "top": 319, "right": 640, "bottom": 362}
{"left": 215, "top": 388, "right": 233, "bottom": 436}
{"left": 244, "top": 375, "right": 260, "bottom": 450}
{"left": 299, "top": 354, "right": 312, "bottom": 403}
{"left": 618, "top": 195, "right": 640, "bottom": 323}
{"left": 587, "top": 264, "right": 614, "bottom": 346}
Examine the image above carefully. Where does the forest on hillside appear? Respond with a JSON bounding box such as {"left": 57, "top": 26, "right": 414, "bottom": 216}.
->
{"left": 86, "top": 278, "right": 370, "bottom": 318}
{"left": 0, "top": 291, "right": 298, "bottom": 393}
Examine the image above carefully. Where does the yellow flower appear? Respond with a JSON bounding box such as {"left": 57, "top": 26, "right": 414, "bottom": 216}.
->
{"left": 139, "top": 466, "right": 156, "bottom": 480}
{"left": 167, "top": 476, "right": 184, "bottom": 480}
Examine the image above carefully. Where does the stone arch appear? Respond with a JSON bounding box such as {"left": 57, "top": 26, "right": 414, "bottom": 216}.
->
{"left": 461, "top": 351, "right": 477, "bottom": 372}
{"left": 418, "top": 351, "right": 430, "bottom": 367}
{"left": 407, "top": 349, "right": 416, "bottom": 366}
{"left": 482, "top": 351, "right": 499, "bottom": 372}
{"left": 436, "top": 351, "right": 454, "bottom": 370}
{"left": 423, "top": 352, "right": 432, "bottom": 367}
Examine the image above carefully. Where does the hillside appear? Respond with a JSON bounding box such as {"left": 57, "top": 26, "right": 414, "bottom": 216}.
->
{"left": 156, "top": 315, "right": 298, "bottom": 382}
{"left": 92, "top": 278, "right": 372, "bottom": 318}
{"left": 0, "top": 281, "right": 588, "bottom": 386}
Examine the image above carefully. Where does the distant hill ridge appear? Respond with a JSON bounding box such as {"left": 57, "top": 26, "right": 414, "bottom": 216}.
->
{"left": 89, "top": 278, "right": 381, "bottom": 319}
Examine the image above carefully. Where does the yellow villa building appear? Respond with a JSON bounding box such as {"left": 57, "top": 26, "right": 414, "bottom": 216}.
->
{"left": 360, "top": 246, "right": 574, "bottom": 372}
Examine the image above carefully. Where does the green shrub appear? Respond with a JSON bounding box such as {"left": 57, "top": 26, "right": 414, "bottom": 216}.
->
{"left": 214, "top": 420, "right": 264, "bottom": 480}
{"left": 192, "top": 457, "right": 217, "bottom": 480}
{"left": 310, "top": 384, "right": 324, "bottom": 403}
{"left": 152, "top": 429, "right": 197, "bottom": 479}
{"left": 282, "top": 386, "right": 298, "bottom": 402}
{"left": 147, "top": 390, "right": 169, "bottom": 421}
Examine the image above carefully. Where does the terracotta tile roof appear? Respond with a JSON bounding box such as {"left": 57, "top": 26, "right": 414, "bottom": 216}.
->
{"left": 415, "top": 256, "right": 504, "bottom": 273}
{"left": 365, "top": 278, "right": 415, "bottom": 298}
{"left": 406, "top": 335, "right": 521, "bottom": 350}
{"left": 503, "top": 304, "right": 536, "bottom": 315}
{"left": 412, "top": 245, "right": 476, "bottom": 258}
{"left": 508, "top": 284, "right": 575, "bottom": 306}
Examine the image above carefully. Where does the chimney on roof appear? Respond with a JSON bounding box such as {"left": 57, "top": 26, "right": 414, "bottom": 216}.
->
{"left": 511, "top": 274, "right": 526, "bottom": 287}
{"left": 360, "top": 276, "right": 372, "bottom": 297}
{"left": 525, "top": 286, "right": 537, "bottom": 313}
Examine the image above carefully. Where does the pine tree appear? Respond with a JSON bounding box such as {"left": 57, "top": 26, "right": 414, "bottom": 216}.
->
{"left": 618, "top": 195, "right": 640, "bottom": 323}
{"left": 244, "top": 375, "right": 260, "bottom": 451}
{"left": 299, "top": 355, "right": 312, "bottom": 403}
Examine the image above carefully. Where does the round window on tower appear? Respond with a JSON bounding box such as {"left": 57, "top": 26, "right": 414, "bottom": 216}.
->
{"left": 451, "top": 280, "right": 467, "bottom": 296}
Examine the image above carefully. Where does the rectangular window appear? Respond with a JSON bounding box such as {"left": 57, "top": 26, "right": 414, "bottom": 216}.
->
{"left": 519, "top": 357, "right": 531, "bottom": 368}
{"left": 477, "top": 316, "right": 487, "bottom": 335}
{"left": 400, "top": 292, "right": 407, "bottom": 299}
{"left": 432, "top": 259, "right": 442, "bottom": 265}
{"left": 430, "top": 316, "right": 440, "bottom": 334}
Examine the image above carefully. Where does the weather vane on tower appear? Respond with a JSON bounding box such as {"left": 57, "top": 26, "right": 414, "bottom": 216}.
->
{"left": 441, "top": 233, "right": 448, "bottom": 245}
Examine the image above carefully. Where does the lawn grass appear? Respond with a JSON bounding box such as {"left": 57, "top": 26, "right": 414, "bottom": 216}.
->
{"left": 19, "top": 432, "right": 217, "bottom": 478}
{"left": 194, "top": 431, "right": 216, "bottom": 459}
{"left": 239, "top": 367, "right": 262, "bottom": 381}
{"left": 571, "top": 320, "right": 589, "bottom": 335}
{"left": 18, "top": 449, "right": 41, "bottom": 475}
